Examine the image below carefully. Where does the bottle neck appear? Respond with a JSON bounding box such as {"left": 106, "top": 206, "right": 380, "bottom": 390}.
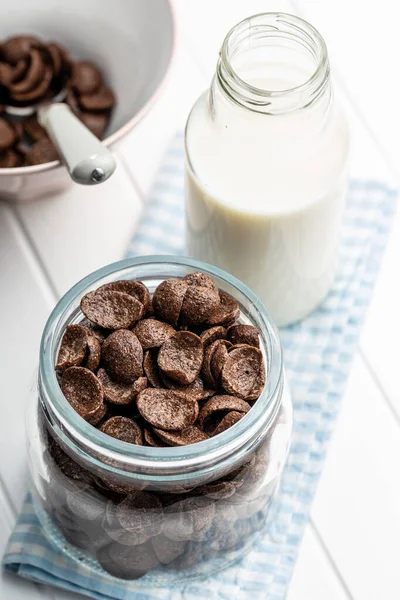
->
{"left": 209, "top": 13, "right": 332, "bottom": 134}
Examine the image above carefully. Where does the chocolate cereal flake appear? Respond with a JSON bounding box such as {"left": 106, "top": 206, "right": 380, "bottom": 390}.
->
{"left": 100, "top": 416, "right": 143, "bottom": 445}
{"left": 183, "top": 272, "right": 218, "bottom": 291}
{"left": 137, "top": 389, "right": 199, "bottom": 431}
{"left": 133, "top": 318, "right": 175, "bottom": 350}
{"left": 103, "top": 501, "right": 151, "bottom": 545}
{"left": 84, "top": 335, "right": 101, "bottom": 372}
{"left": 26, "top": 137, "right": 59, "bottom": 165}
{"left": 80, "top": 290, "right": 143, "bottom": 330}
{"left": 10, "top": 121, "right": 24, "bottom": 143}
{"left": 116, "top": 492, "right": 163, "bottom": 535}
{"left": 23, "top": 114, "right": 48, "bottom": 141}
{"left": 80, "top": 318, "right": 108, "bottom": 343}
{"left": 12, "top": 65, "right": 52, "bottom": 103}
{"left": 198, "top": 395, "right": 250, "bottom": 429}
{"left": 2, "top": 35, "right": 41, "bottom": 64}
{"left": 228, "top": 324, "right": 260, "bottom": 348}
{"left": 61, "top": 367, "right": 104, "bottom": 423}
{"left": 9, "top": 48, "right": 44, "bottom": 95}
{"left": 206, "top": 291, "right": 240, "bottom": 326}
{"left": 160, "top": 375, "right": 210, "bottom": 400}
{"left": 143, "top": 350, "right": 162, "bottom": 388}
{"left": 0, "top": 62, "right": 14, "bottom": 86}
{"left": 79, "top": 86, "right": 115, "bottom": 111}
{"left": 10, "top": 58, "right": 29, "bottom": 82}
{"left": 153, "top": 426, "right": 209, "bottom": 447}
{"left": 152, "top": 279, "right": 188, "bottom": 326}
{"left": 71, "top": 61, "right": 102, "bottom": 95}
{"left": 248, "top": 360, "right": 266, "bottom": 399}
{"left": 46, "top": 43, "right": 63, "bottom": 76}
{"left": 184, "top": 388, "right": 216, "bottom": 402}
{"left": 102, "top": 330, "right": 143, "bottom": 384}
{"left": 79, "top": 111, "right": 108, "bottom": 139}
{"left": 0, "top": 149, "right": 20, "bottom": 168}
{"left": 157, "top": 331, "right": 203, "bottom": 385}
{"left": 97, "top": 368, "right": 145, "bottom": 405}
{"left": 86, "top": 402, "right": 107, "bottom": 426}
{"left": 151, "top": 534, "right": 186, "bottom": 565}
{"left": 0, "top": 117, "right": 16, "bottom": 151}
{"left": 196, "top": 480, "right": 238, "bottom": 500}
{"left": 66, "top": 87, "right": 80, "bottom": 115}
{"left": 163, "top": 496, "right": 215, "bottom": 541}
{"left": 143, "top": 427, "right": 167, "bottom": 447}
{"left": 48, "top": 437, "right": 93, "bottom": 484}
{"left": 210, "top": 411, "right": 244, "bottom": 436}
{"left": 97, "top": 541, "right": 159, "bottom": 579}
{"left": 56, "top": 324, "right": 88, "bottom": 372}
{"left": 201, "top": 339, "right": 231, "bottom": 388}
{"left": 221, "top": 345, "right": 265, "bottom": 400}
{"left": 180, "top": 285, "right": 220, "bottom": 326}
{"left": 98, "top": 280, "right": 150, "bottom": 314}
{"left": 200, "top": 326, "right": 227, "bottom": 348}
{"left": 210, "top": 340, "right": 231, "bottom": 386}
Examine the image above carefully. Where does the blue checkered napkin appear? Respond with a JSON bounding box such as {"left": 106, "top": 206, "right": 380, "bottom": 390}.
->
{"left": 3, "top": 132, "right": 397, "bottom": 600}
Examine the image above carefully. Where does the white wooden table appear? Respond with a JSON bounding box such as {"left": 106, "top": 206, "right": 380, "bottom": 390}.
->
{"left": 1, "top": 1, "right": 399, "bottom": 599}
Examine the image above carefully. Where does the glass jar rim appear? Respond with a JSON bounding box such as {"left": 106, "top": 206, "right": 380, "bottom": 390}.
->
{"left": 39, "top": 256, "right": 283, "bottom": 477}
{"left": 217, "top": 12, "right": 329, "bottom": 112}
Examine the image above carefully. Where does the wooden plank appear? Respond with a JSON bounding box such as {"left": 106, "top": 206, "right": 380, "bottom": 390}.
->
{"left": 287, "top": 525, "right": 350, "bottom": 600}
{"left": 0, "top": 204, "right": 55, "bottom": 509}
{"left": 294, "top": 0, "right": 400, "bottom": 180}
{"left": 291, "top": 0, "right": 396, "bottom": 183}
{"left": 311, "top": 354, "right": 400, "bottom": 600}
{"left": 295, "top": 1, "right": 400, "bottom": 419}
{"left": 15, "top": 156, "right": 142, "bottom": 298}
{"left": 115, "top": 36, "right": 207, "bottom": 198}
{"left": 0, "top": 229, "right": 54, "bottom": 599}
{"left": 360, "top": 206, "right": 400, "bottom": 420}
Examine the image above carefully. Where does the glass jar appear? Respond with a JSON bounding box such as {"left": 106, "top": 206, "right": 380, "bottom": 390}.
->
{"left": 185, "top": 13, "right": 350, "bottom": 327}
{"left": 27, "top": 256, "right": 292, "bottom": 586}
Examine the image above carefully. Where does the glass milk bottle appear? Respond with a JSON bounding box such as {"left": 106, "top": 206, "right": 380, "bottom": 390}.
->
{"left": 184, "top": 13, "right": 350, "bottom": 327}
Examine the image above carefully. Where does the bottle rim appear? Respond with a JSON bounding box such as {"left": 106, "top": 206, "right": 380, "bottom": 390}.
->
{"left": 217, "top": 12, "right": 330, "bottom": 114}
{"left": 39, "top": 256, "right": 283, "bottom": 481}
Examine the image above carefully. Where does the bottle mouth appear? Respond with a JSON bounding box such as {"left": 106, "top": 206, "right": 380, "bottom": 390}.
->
{"left": 39, "top": 256, "right": 283, "bottom": 483}
{"left": 217, "top": 12, "right": 330, "bottom": 114}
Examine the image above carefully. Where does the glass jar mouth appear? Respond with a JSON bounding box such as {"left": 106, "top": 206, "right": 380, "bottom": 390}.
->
{"left": 218, "top": 12, "right": 329, "bottom": 112}
{"left": 39, "top": 256, "right": 283, "bottom": 477}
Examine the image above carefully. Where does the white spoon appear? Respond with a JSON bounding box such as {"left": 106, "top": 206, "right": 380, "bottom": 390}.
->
{"left": 6, "top": 89, "right": 117, "bottom": 184}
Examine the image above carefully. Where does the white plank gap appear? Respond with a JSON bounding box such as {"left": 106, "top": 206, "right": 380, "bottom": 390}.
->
{"left": 288, "top": 524, "right": 351, "bottom": 600}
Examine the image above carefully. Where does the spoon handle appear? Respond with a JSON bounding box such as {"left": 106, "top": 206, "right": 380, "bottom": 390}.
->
{"left": 38, "top": 103, "right": 117, "bottom": 185}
